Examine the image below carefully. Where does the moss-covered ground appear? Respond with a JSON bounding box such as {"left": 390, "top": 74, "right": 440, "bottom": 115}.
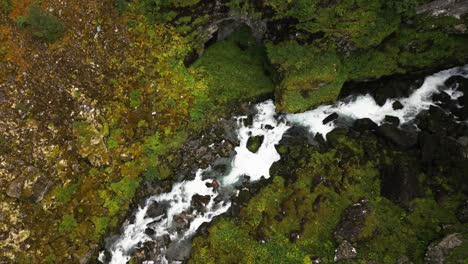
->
{"left": 190, "top": 129, "right": 468, "bottom": 263}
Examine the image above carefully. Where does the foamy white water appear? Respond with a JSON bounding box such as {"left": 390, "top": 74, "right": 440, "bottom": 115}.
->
{"left": 287, "top": 66, "right": 468, "bottom": 135}
{"left": 102, "top": 65, "right": 467, "bottom": 264}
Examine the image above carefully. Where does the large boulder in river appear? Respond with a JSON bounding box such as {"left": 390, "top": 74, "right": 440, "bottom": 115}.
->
{"left": 191, "top": 194, "right": 211, "bottom": 212}
{"left": 247, "top": 135, "right": 264, "bottom": 153}
{"left": 352, "top": 118, "right": 377, "bottom": 132}
{"left": 376, "top": 124, "right": 417, "bottom": 150}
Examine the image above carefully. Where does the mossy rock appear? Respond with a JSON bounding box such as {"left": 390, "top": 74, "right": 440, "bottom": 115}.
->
{"left": 247, "top": 135, "right": 264, "bottom": 153}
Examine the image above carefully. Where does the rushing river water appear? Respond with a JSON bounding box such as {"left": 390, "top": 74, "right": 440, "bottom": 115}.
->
{"left": 100, "top": 65, "right": 467, "bottom": 264}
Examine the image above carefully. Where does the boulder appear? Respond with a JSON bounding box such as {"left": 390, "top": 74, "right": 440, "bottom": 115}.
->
{"left": 352, "top": 118, "right": 377, "bottom": 132}
{"left": 392, "top": 101, "right": 404, "bottom": 110}
{"left": 372, "top": 76, "right": 423, "bottom": 106}
{"left": 191, "top": 194, "right": 211, "bottom": 211}
{"left": 380, "top": 163, "right": 419, "bottom": 207}
{"left": 334, "top": 199, "right": 371, "bottom": 243}
{"left": 425, "top": 233, "right": 464, "bottom": 264}
{"left": 247, "top": 135, "right": 264, "bottom": 153}
{"left": 376, "top": 124, "right": 417, "bottom": 149}
{"left": 384, "top": 115, "right": 400, "bottom": 126}
{"left": 334, "top": 240, "right": 357, "bottom": 262}
{"left": 6, "top": 177, "right": 24, "bottom": 199}
{"left": 322, "top": 112, "right": 339, "bottom": 125}
{"left": 146, "top": 202, "right": 166, "bottom": 219}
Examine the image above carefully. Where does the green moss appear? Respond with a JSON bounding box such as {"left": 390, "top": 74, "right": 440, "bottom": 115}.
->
{"left": 59, "top": 214, "right": 78, "bottom": 233}
{"left": 267, "top": 41, "right": 347, "bottom": 112}
{"left": 54, "top": 182, "right": 80, "bottom": 205}
{"left": 129, "top": 89, "right": 142, "bottom": 108}
{"left": 110, "top": 176, "right": 141, "bottom": 201}
{"left": 190, "top": 25, "right": 275, "bottom": 123}
{"left": 91, "top": 216, "right": 111, "bottom": 240}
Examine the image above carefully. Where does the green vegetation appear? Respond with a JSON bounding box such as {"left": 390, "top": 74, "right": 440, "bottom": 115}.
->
{"left": 190, "top": 25, "right": 275, "bottom": 124}
{"left": 16, "top": 4, "right": 65, "bottom": 42}
{"left": 59, "top": 214, "right": 78, "bottom": 233}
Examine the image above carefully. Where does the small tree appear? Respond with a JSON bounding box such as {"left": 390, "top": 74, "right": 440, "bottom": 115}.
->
{"left": 16, "top": 4, "right": 65, "bottom": 42}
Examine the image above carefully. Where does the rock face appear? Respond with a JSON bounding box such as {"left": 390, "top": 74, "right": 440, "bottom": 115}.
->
{"left": 380, "top": 163, "right": 419, "bottom": 207}
{"left": 425, "top": 233, "right": 464, "bottom": 264}
{"left": 334, "top": 199, "right": 371, "bottom": 243}
{"left": 376, "top": 124, "right": 417, "bottom": 150}
{"left": 417, "top": 0, "right": 468, "bottom": 18}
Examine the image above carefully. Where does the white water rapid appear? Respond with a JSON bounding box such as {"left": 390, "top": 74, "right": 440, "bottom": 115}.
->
{"left": 101, "top": 65, "right": 467, "bottom": 264}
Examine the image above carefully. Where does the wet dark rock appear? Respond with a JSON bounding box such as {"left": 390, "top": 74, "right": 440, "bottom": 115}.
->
{"left": 191, "top": 194, "right": 211, "bottom": 211}
{"left": 371, "top": 76, "right": 423, "bottom": 106}
{"left": 173, "top": 212, "right": 191, "bottom": 231}
{"left": 197, "top": 222, "right": 211, "bottom": 237}
{"left": 315, "top": 133, "right": 327, "bottom": 146}
{"left": 380, "top": 164, "right": 419, "bottom": 207}
{"left": 419, "top": 105, "right": 458, "bottom": 137}
{"left": 334, "top": 240, "right": 357, "bottom": 262}
{"left": 425, "top": 233, "right": 463, "bottom": 264}
{"left": 6, "top": 177, "right": 24, "bottom": 199}
{"left": 144, "top": 228, "right": 155, "bottom": 237}
{"left": 247, "top": 135, "right": 264, "bottom": 153}
{"left": 322, "top": 112, "right": 338, "bottom": 125}
{"left": 334, "top": 199, "right": 371, "bottom": 243}
{"left": 376, "top": 124, "right": 417, "bottom": 149}
{"left": 229, "top": 203, "right": 241, "bottom": 217}
{"left": 352, "top": 118, "right": 377, "bottom": 132}
{"left": 432, "top": 91, "right": 451, "bottom": 105}
{"left": 384, "top": 115, "right": 400, "bottom": 126}
{"left": 146, "top": 202, "right": 166, "bottom": 219}
{"left": 243, "top": 115, "right": 253, "bottom": 127}
{"left": 456, "top": 200, "right": 468, "bottom": 223}
{"left": 392, "top": 100, "right": 404, "bottom": 110}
